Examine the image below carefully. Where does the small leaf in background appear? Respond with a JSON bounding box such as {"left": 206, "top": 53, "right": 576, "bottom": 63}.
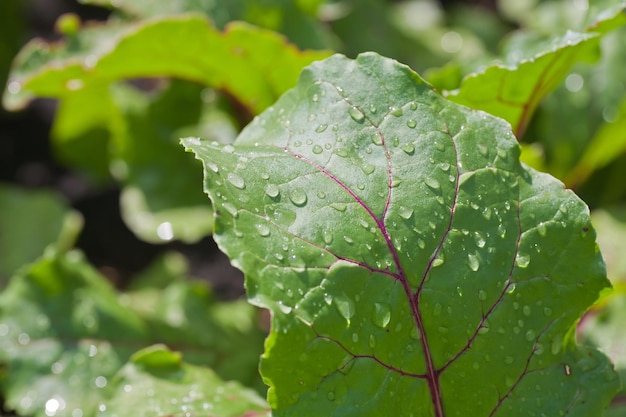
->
{"left": 79, "top": 0, "right": 330, "bottom": 50}
{"left": 0, "top": 185, "right": 82, "bottom": 288}
{"left": 0, "top": 250, "right": 148, "bottom": 417}
{"left": 109, "top": 80, "right": 218, "bottom": 244}
{"left": 100, "top": 345, "right": 270, "bottom": 417}
{"left": 445, "top": 31, "right": 600, "bottom": 139}
{"left": 2, "top": 15, "right": 331, "bottom": 114}
{"left": 0, "top": 249, "right": 265, "bottom": 417}
{"left": 184, "top": 52, "right": 619, "bottom": 416}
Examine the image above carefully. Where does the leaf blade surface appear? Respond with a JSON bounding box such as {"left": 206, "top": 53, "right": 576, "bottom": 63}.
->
{"left": 183, "top": 52, "right": 619, "bottom": 416}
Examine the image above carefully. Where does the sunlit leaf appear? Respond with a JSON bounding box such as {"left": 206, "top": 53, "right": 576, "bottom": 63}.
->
{"left": 183, "top": 52, "right": 619, "bottom": 416}
{"left": 445, "top": 31, "right": 600, "bottom": 139}
{"left": 2, "top": 15, "right": 330, "bottom": 114}
{"left": 0, "top": 250, "right": 265, "bottom": 417}
{"left": 100, "top": 345, "right": 270, "bottom": 417}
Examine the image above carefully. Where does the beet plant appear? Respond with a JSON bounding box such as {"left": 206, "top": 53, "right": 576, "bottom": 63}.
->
{"left": 1, "top": 1, "right": 626, "bottom": 416}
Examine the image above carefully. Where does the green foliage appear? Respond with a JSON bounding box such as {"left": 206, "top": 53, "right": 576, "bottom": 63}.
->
{"left": 2, "top": 0, "right": 626, "bottom": 416}
{"left": 183, "top": 52, "right": 619, "bottom": 416}
{"left": 0, "top": 249, "right": 265, "bottom": 417}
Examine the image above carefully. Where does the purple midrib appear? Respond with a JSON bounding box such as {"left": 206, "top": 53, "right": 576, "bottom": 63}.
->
{"left": 284, "top": 99, "right": 447, "bottom": 415}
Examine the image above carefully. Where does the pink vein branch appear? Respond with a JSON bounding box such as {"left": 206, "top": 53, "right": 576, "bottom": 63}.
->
{"left": 315, "top": 334, "right": 427, "bottom": 379}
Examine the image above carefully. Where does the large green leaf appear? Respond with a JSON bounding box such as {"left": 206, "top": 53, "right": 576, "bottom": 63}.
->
{"left": 0, "top": 250, "right": 265, "bottom": 417}
{"left": 100, "top": 345, "right": 270, "bottom": 417}
{"left": 183, "top": 52, "right": 619, "bottom": 416}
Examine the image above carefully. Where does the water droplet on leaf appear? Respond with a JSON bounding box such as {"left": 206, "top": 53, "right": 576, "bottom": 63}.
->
{"left": 256, "top": 223, "right": 270, "bottom": 237}
{"left": 373, "top": 303, "right": 391, "bottom": 328}
{"left": 401, "top": 143, "right": 415, "bottom": 155}
{"left": 227, "top": 173, "right": 245, "bottom": 189}
{"left": 467, "top": 253, "right": 480, "bottom": 271}
{"left": 399, "top": 206, "right": 414, "bottom": 220}
{"left": 264, "top": 183, "right": 280, "bottom": 198}
{"left": 349, "top": 106, "right": 365, "bottom": 122}
{"left": 424, "top": 177, "right": 440, "bottom": 191}
{"left": 515, "top": 253, "right": 530, "bottom": 268}
{"left": 335, "top": 296, "right": 355, "bottom": 323}
{"left": 289, "top": 189, "right": 307, "bottom": 206}
{"left": 316, "top": 124, "right": 328, "bottom": 133}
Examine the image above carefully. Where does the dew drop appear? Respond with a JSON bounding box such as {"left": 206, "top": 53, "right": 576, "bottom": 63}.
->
{"left": 398, "top": 206, "right": 414, "bottom": 220}
{"left": 478, "top": 326, "right": 489, "bottom": 335}
{"left": 335, "top": 296, "right": 355, "bottom": 323}
{"left": 504, "top": 356, "right": 515, "bottom": 364}
{"left": 417, "top": 238, "right": 426, "bottom": 249}
{"left": 478, "top": 143, "right": 489, "bottom": 157}
{"left": 424, "top": 177, "right": 441, "bottom": 190}
{"left": 255, "top": 223, "right": 270, "bottom": 237}
{"left": 352, "top": 333, "right": 359, "bottom": 343}
{"left": 543, "top": 307, "right": 553, "bottom": 317}
{"left": 433, "top": 303, "right": 442, "bottom": 316}
{"left": 312, "top": 93, "right": 319, "bottom": 102}
{"left": 322, "top": 229, "right": 333, "bottom": 245}
{"left": 373, "top": 303, "right": 391, "bottom": 328}
{"left": 264, "top": 183, "right": 280, "bottom": 198}
{"left": 515, "top": 253, "right": 530, "bottom": 268}
{"left": 438, "top": 326, "right": 449, "bottom": 334}
{"left": 406, "top": 119, "right": 417, "bottom": 128}
{"left": 369, "top": 334, "right": 377, "bottom": 348}
{"left": 324, "top": 293, "right": 333, "bottom": 305}
{"left": 335, "top": 148, "right": 348, "bottom": 157}
{"left": 506, "top": 282, "right": 517, "bottom": 294}
{"left": 467, "top": 253, "right": 480, "bottom": 271}
{"left": 227, "top": 173, "right": 245, "bottom": 189}
{"left": 525, "top": 330, "right": 536, "bottom": 341}
{"left": 473, "top": 231, "right": 486, "bottom": 248}
{"left": 315, "top": 124, "right": 328, "bottom": 133}
{"left": 522, "top": 305, "right": 531, "bottom": 317}
{"left": 537, "top": 223, "right": 547, "bottom": 237}
{"left": 348, "top": 106, "right": 365, "bottom": 122}
{"left": 330, "top": 203, "right": 347, "bottom": 212}
{"left": 401, "top": 143, "right": 415, "bottom": 155}
{"left": 289, "top": 189, "right": 307, "bottom": 206}
{"left": 478, "top": 289, "right": 487, "bottom": 301}
{"left": 312, "top": 145, "right": 324, "bottom": 154}
{"left": 432, "top": 255, "right": 444, "bottom": 267}
{"left": 371, "top": 134, "right": 384, "bottom": 146}
{"left": 482, "top": 207, "right": 492, "bottom": 220}
{"left": 390, "top": 106, "right": 403, "bottom": 117}
{"left": 343, "top": 235, "right": 354, "bottom": 244}
{"left": 361, "top": 163, "right": 375, "bottom": 175}
{"left": 222, "top": 202, "right": 238, "bottom": 218}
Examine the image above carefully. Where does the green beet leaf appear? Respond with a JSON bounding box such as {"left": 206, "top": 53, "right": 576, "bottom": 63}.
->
{"left": 183, "top": 52, "right": 620, "bottom": 416}
{"left": 0, "top": 249, "right": 265, "bottom": 417}
{"left": 445, "top": 31, "right": 600, "bottom": 139}
{"left": 2, "top": 14, "right": 330, "bottom": 114}
{"left": 100, "top": 345, "right": 270, "bottom": 417}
